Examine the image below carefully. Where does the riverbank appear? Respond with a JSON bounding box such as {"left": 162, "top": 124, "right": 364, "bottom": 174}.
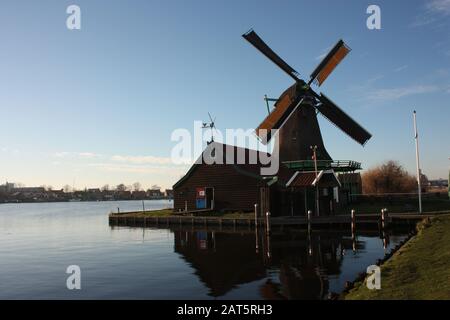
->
{"left": 337, "top": 198, "right": 450, "bottom": 214}
{"left": 344, "top": 214, "right": 450, "bottom": 300}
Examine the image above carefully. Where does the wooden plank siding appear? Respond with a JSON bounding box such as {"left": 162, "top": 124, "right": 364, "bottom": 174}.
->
{"left": 173, "top": 163, "right": 264, "bottom": 213}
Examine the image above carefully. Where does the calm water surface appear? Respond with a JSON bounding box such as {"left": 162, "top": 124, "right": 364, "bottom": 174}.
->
{"left": 0, "top": 201, "right": 408, "bottom": 299}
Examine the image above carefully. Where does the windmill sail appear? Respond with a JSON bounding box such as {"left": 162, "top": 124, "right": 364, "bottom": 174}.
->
{"left": 316, "top": 93, "right": 372, "bottom": 146}
{"left": 310, "top": 40, "right": 351, "bottom": 86}
{"left": 242, "top": 30, "right": 301, "bottom": 82}
{"left": 256, "top": 91, "right": 299, "bottom": 143}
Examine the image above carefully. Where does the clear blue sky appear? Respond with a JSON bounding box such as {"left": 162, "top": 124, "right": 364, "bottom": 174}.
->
{"left": 1, "top": 0, "right": 449, "bottom": 190}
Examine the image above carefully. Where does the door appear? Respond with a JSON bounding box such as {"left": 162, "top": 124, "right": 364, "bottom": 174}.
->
{"left": 205, "top": 187, "right": 214, "bottom": 209}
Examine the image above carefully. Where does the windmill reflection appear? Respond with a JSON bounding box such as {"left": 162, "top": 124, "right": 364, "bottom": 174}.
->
{"left": 172, "top": 228, "right": 380, "bottom": 300}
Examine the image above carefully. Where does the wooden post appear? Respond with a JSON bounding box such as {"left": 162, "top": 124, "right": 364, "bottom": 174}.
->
{"left": 142, "top": 200, "right": 145, "bottom": 213}
{"left": 351, "top": 209, "right": 356, "bottom": 252}
{"left": 307, "top": 210, "right": 312, "bottom": 234}
{"left": 254, "top": 204, "right": 258, "bottom": 229}
{"left": 381, "top": 208, "right": 385, "bottom": 229}
{"left": 184, "top": 201, "right": 187, "bottom": 212}
{"left": 384, "top": 208, "right": 389, "bottom": 228}
{"left": 255, "top": 223, "right": 259, "bottom": 254}
{"left": 266, "top": 212, "right": 271, "bottom": 235}
{"left": 117, "top": 207, "right": 120, "bottom": 214}
{"left": 351, "top": 209, "right": 356, "bottom": 231}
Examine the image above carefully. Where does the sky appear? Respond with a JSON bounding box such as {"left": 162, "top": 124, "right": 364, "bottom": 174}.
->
{"left": 1, "top": 0, "right": 449, "bottom": 190}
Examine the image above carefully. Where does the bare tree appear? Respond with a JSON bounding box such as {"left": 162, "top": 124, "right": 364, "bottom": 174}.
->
{"left": 362, "top": 160, "right": 416, "bottom": 194}
{"left": 132, "top": 182, "right": 141, "bottom": 192}
{"left": 63, "top": 185, "right": 72, "bottom": 193}
{"left": 101, "top": 184, "right": 110, "bottom": 192}
{"left": 116, "top": 184, "right": 127, "bottom": 192}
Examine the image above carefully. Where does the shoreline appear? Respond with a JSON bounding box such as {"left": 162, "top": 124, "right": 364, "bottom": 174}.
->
{"left": 0, "top": 198, "right": 173, "bottom": 204}
{"left": 342, "top": 214, "right": 450, "bottom": 300}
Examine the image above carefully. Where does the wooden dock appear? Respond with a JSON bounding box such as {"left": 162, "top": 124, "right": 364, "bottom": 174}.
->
{"left": 108, "top": 211, "right": 441, "bottom": 230}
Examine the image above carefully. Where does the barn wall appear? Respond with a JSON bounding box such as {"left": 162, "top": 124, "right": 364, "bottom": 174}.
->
{"left": 173, "top": 164, "right": 262, "bottom": 212}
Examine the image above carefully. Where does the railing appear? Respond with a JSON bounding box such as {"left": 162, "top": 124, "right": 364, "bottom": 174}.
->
{"left": 282, "top": 159, "right": 362, "bottom": 171}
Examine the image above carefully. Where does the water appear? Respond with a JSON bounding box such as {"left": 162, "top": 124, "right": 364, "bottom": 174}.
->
{"left": 0, "top": 201, "right": 408, "bottom": 299}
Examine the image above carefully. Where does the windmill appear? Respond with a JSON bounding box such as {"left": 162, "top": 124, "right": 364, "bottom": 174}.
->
{"left": 202, "top": 112, "right": 217, "bottom": 144}
{"left": 242, "top": 29, "right": 372, "bottom": 164}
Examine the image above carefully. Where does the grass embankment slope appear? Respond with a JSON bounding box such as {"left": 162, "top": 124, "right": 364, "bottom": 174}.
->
{"left": 339, "top": 198, "right": 450, "bottom": 214}
{"left": 345, "top": 214, "right": 450, "bottom": 300}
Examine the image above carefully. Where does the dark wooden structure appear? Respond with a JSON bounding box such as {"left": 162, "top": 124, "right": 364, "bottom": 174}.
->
{"left": 173, "top": 31, "right": 372, "bottom": 217}
{"left": 172, "top": 142, "right": 365, "bottom": 217}
{"left": 173, "top": 142, "right": 285, "bottom": 213}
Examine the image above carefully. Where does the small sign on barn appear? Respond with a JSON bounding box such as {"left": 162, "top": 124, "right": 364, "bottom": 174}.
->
{"left": 196, "top": 187, "right": 206, "bottom": 209}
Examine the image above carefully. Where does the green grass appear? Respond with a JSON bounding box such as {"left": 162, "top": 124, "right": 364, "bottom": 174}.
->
{"left": 344, "top": 214, "right": 450, "bottom": 300}
{"left": 203, "top": 211, "right": 254, "bottom": 219}
{"left": 338, "top": 198, "right": 450, "bottom": 215}
{"left": 111, "top": 209, "right": 254, "bottom": 219}
{"left": 111, "top": 208, "right": 173, "bottom": 217}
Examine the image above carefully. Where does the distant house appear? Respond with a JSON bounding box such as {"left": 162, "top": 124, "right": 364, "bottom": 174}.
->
{"left": 12, "top": 187, "right": 46, "bottom": 193}
{"left": 102, "top": 191, "right": 115, "bottom": 201}
{"left": 115, "top": 190, "right": 132, "bottom": 200}
{"left": 147, "top": 189, "right": 163, "bottom": 199}
{"left": 86, "top": 188, "right": 102, "bottom": 201}
{"left": 165, "top": 189, "right": 174, "bottom": 198}
{"left": 49, "top": 189, "right": 66, "bottom": 200}
{"left": 0, "top": 182, "right": 15, "bottom": 193}
{"left": 132, "top": 190, "right": 147, "bottom": 200}
{"left": 428, "top": 179, "right": 448, "bottom": 188}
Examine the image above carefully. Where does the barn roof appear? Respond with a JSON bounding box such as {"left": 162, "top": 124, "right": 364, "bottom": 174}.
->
{"left": 173, "top": 142, "right": 282, "bottom": 189}
{"left": 286, "top": 170, "right": 341, "bottom": 188}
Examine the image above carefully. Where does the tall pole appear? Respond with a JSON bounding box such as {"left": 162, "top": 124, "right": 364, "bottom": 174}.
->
{"left": 413, "top": 111, "right": 422, "bottom": 214}
{"left": 311, "top": 145, "right": 319, "bottom": 216}
{"left": 264, "top": 95, "right": 270, "bottom": 115}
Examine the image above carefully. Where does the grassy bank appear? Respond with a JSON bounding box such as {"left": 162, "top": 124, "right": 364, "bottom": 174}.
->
{"left": 344, "top": 214, "right": 450, "bottom": 300}
{"left": 338, "top": 198, "right": 450, "bottom": 215}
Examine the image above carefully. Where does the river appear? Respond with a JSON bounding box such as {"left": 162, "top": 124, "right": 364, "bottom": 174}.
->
{"left": 0, "top": 200, "right": 408, "bottom": 299}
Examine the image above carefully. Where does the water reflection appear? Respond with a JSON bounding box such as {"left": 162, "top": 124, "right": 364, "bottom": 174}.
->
{"left": 2, "top": 201, "right": 405, "bottom": 299}
{"left": 171, "top": 228, "right": 399, "bottom": 300}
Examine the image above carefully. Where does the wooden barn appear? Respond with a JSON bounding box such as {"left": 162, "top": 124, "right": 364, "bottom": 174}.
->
{"left": 172, "top": 142, "right": 362, "bottom": 216}
{"left": 173, "top": 142, "right": 284, "bottom": 214}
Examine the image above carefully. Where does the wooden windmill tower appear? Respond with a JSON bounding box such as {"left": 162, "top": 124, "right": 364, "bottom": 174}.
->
{"left": 242, "top": 30, "right": 372, "bottom": 166}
